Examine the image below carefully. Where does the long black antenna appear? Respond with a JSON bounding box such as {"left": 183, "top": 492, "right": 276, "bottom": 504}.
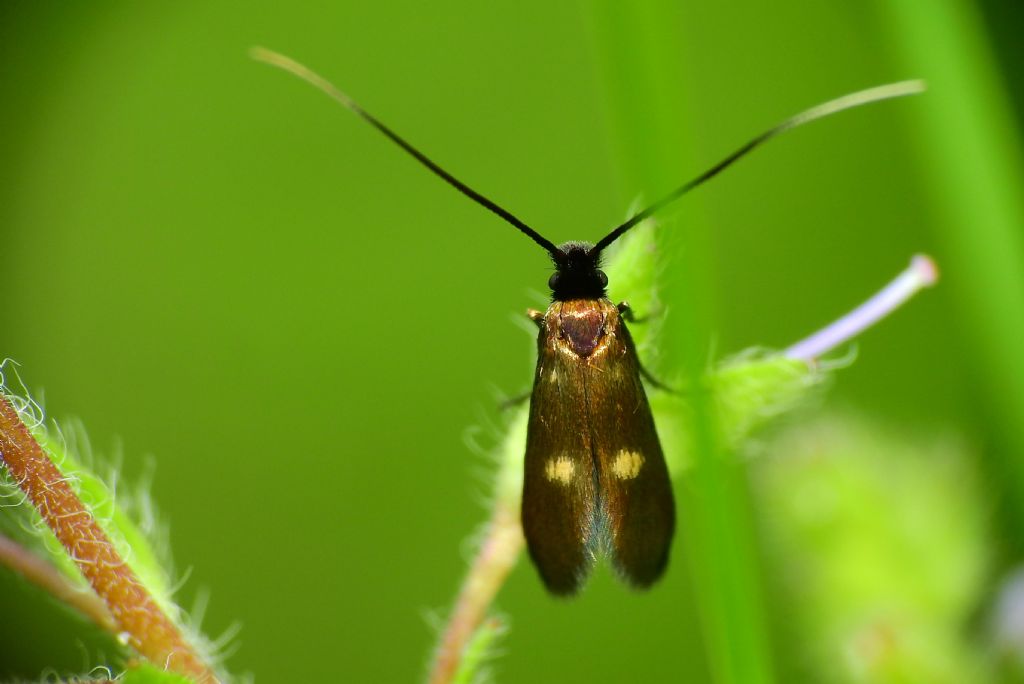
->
{"left": 591, "top": 80, "right": 925, "bottom": 255}
{"left": 251, "top": 47, "right": 561, "bottom": 256}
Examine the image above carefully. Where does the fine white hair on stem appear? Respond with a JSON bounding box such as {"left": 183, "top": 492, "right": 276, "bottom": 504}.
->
{"left": 0, "top": 359, "right": 45, "bottom": 431}
{"left": 785, "top": 254, "right": 939, "bottom": 362}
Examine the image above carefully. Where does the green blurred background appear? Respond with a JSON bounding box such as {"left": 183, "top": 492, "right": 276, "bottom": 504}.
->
{"left": 2, "top": 1, "right": 1023, "bottom": 682}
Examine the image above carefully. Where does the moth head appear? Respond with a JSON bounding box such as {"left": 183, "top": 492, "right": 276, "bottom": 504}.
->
{"left": 548, "top": 241, "right": 608, "bottom": 301}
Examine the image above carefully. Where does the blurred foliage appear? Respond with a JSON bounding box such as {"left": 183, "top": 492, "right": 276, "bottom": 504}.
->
{"left": 755, "top": 415, "right": 990, "bottom": 683}
{"left": 2, "top": 1, "right": 1023, "bottom": 682}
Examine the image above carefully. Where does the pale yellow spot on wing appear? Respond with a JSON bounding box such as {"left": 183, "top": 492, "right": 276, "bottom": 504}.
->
{"left": 611, "top": 449, "right": 644, "bottom": 479}
{"left": 544, "top": 455, "right": 575, "bottom": 485}
{"left": 548, "top": 368, "right": 558, "bottom": 383}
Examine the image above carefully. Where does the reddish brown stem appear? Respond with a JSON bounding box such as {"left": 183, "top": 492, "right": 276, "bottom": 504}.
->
{"left": 428, "top": 501, "right": 523, "bottom": 684}
{"left": 0, "top": 396, "right": 217, "bottom": 683}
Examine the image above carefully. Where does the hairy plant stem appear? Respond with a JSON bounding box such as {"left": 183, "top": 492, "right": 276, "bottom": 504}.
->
{"left": 0, "top": 395, "right": 217, "bottom": 683}
{"left": 427, "top": 497, "right": 523, "bottom": 684}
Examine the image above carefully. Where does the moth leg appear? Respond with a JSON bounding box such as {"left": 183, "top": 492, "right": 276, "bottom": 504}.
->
{"left": 504, "top": 310, "right": 545, "bottom": 410}
{"left": 638, "top": 361, "right": 679, "bottom": 394}
{"left": 500, "top": 391, "right": 531, "bottom": 411}
{"left": 619, "top": 302, "right": 673, "bottom": 390}
{"left": 503, "top": 310, "right": 543, "bottom": 409}
{"left": 617, "top": 300, "right": 653, "bottom": 324}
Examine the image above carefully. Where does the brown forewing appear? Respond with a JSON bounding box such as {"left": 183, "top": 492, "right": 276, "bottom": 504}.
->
{"left": 522, "top": 300, "right": 599, "bottom": 595}
{"left": 522, "top": 298, "right": 674, "bottom": 595}
{"left": 586, "top": 306, "right": 674, "bottom": 588}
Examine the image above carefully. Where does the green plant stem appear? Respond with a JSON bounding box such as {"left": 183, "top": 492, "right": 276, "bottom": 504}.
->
{"left": 878, "top": 0, "right": 1024, "bottom": 530}
{"left": 587, "top": 3, "right": 775, "bottom": 683}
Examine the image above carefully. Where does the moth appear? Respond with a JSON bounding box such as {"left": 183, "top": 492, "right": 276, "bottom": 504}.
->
{"left": 253, "top": 47, "right": 922, "bottom": 595}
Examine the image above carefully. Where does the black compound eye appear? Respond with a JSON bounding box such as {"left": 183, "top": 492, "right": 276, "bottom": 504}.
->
{"left": 548, "top": 272, "right": 561, "bottom": 291}
{"left": 597, "top": 270, "right": 608, "bottom": 287}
